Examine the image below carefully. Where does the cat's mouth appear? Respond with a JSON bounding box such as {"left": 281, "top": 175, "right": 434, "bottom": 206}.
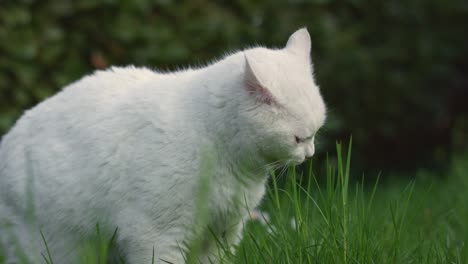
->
{"left": 286, "top": 154, "right": 306, "bottom": 166}
{"left": 291, "top": 156, "right": 306, "bottom": 165}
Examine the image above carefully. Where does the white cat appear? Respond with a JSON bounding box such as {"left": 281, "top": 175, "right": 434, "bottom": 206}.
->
{"left": 0, "top": 28, "right": 326, "bottom": 263}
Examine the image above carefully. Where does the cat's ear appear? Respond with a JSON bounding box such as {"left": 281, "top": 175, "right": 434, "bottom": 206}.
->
{"left": 285, "top": 27, "right": 311, "bottom": 57}
{"left": 243, "top": 55, "right": 276, "bottom": 106}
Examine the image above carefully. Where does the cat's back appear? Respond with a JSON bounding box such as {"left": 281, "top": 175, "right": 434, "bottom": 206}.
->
{"left": 37, "top": 66, "right": 162, "bottom": 116}
{"left": 0, "top": 65, "right": 201, "bottom": 229}
{"left": 0, "top": 66, "right": 188, "bottom": 188}
{"left": 2, "top": 66, "right": 176, "bottom": 138}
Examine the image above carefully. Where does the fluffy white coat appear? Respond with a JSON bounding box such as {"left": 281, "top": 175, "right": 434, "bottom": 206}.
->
{"left": 0, "top": 28, "right": 326, "bottom": 263}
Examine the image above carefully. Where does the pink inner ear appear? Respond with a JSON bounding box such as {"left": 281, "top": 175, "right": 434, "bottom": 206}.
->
{"left": 245, "top": 80, "right": 275, "bottom": 105}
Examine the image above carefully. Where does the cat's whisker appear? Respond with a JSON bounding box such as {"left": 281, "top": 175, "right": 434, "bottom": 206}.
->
{"left": 276, "top": 163, "right": 290, "bottom": 182}
{"left": 253, "top": 159, "right": 286, "bottom": 176}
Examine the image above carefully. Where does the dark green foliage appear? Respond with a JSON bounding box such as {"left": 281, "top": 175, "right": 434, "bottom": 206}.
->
{"left": 0, "top": 1, "right": 467, "bottom": 171}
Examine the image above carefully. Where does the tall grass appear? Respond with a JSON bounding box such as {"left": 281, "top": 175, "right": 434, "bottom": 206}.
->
{"left": 233, "top": 142, "right": 468, "bottom": 263}
{"left": 1, "top": 142, "right": 467, "bottom": 263}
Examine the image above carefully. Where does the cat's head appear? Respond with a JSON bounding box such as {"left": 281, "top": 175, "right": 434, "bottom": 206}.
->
{"left": 239, "top": 28, "right": 326, "bottom": 166}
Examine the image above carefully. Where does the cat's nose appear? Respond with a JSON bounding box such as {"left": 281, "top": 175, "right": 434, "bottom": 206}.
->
{"left": 305, "top": 144, "right": 315, "bottom": 158}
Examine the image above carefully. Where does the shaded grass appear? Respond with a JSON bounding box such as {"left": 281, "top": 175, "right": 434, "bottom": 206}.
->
{"left": 1, "top": 142, "right": 467, "bottom": 263}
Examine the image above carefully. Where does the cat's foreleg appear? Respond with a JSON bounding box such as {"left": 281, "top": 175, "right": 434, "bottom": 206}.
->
{"left": 115, "top": 208, "right": 189, "bottom": 264}
{"left": 121, "top": 231, "right": 188, "bottom": 264}
{"left": 197, "top": 220, "right": 246, "bottom": 264}
{"left": 222, "top": 220, "right": 246, "bottom": 261}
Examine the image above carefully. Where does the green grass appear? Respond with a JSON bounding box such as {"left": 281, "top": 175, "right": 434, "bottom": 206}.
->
{"left": 1, "top": 142, "right": 467, "bottom": 263}
{"left": 232, "top": 143, "right": 468, "bottom": 264}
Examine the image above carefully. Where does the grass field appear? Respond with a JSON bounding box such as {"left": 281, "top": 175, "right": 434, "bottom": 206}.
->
{"left": 232, "top": 143, "right": 468, "bottom": 264}
{"left": 1, "top": 142, "right": 467, "bottom": 263}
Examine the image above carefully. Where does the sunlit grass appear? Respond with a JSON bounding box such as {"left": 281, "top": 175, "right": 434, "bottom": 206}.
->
{"left": 1, "top": 142, "right": 467, "bottom": 263}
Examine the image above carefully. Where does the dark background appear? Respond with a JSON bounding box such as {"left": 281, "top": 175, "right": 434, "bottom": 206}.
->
{"left": 1, "top": 1, "right": 467, "bottom": 176}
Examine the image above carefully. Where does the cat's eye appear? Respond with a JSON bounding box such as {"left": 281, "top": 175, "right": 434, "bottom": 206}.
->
{"left": 295, "top": 136, "right": 306, "bottom": 144}
{"left": 295, "top": 134, "right": 314, "bottom": 144}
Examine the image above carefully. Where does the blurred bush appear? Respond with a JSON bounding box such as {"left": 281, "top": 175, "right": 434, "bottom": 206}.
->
{"left": 0, "top": 0, "right": 467, "bottom": 172}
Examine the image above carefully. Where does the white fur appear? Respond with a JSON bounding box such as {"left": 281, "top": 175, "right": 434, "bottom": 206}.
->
{"left": 0, "top": 28, "right": 326, "bottom": 263}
